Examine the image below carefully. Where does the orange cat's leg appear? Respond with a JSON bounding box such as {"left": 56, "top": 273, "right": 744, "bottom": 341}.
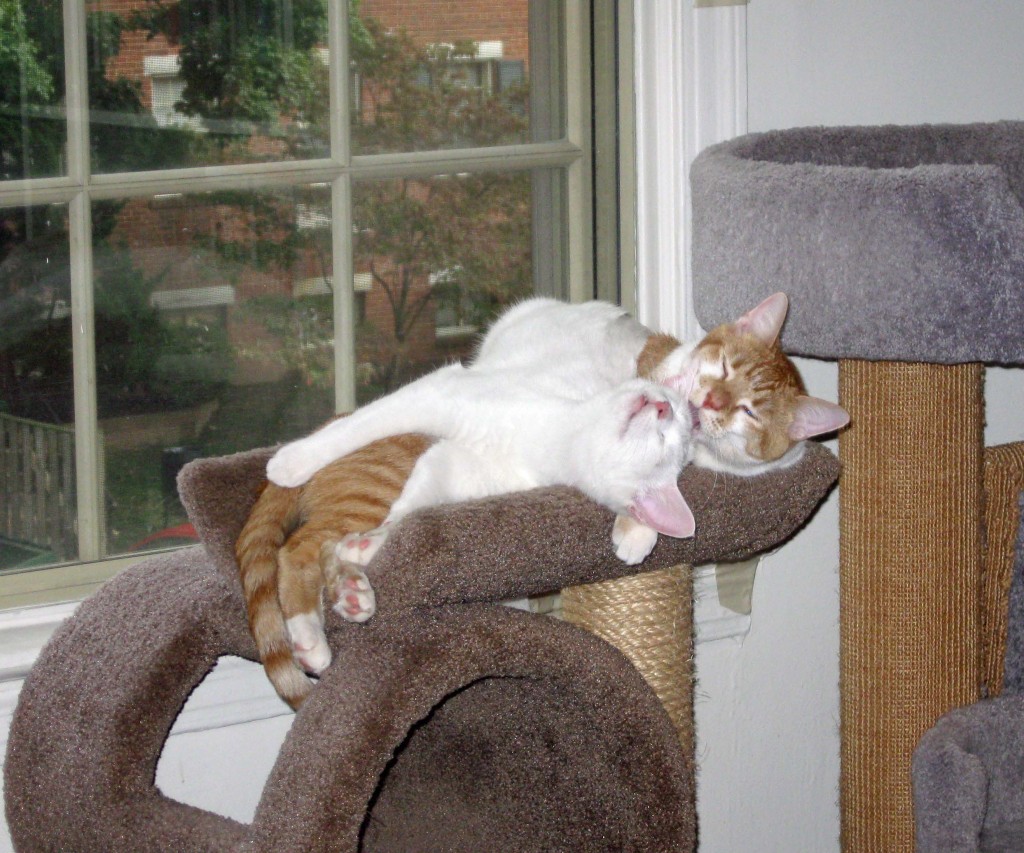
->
{"left": 335, "top": 518, "right": 396, "bottom": 569}
{"left": 321, "top": 540, "right": 377, "bottom": 623}
{"left": 278, "top": 533, "right": 334, "bottom": 674}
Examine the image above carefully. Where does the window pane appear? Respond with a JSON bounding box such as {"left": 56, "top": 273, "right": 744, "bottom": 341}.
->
{"left": 352, "top": 1, "right": 559, "bottom": 155}
{"left": 89, "top": 0, "right": 331, "bottom": 173}
{"left": 92, "top": 187, "right": 334, "bottom": 558}
{"left": 0, "top": 203, "right": 76, "bottom": 569}
{"left": 353, "top": 170, "right": 541, "bottom": 401}
{"left": 0, "top": 2, "right": 66, "bottom": 180}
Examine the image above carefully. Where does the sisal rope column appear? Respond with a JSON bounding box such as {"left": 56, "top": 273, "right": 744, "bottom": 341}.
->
{"left": 562, "top": 566, "right": 694, "bottom": 757}
{"left": 979, "top": 443, "right": 1024, "bottom": 697}
{"left": 838, "top": 360, "right": 983, "bottom": 852}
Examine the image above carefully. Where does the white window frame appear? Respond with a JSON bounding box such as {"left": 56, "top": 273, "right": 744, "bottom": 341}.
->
{"left": 633, "top": 0, "right": 747, "bottom": 339}
{"left": 0, "top": 0, "right": 600, "bottom": 609}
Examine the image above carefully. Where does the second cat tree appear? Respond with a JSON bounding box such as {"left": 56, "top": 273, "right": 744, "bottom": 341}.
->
{"left": 690, "top": 119, "right": 1024, "bottom": 850}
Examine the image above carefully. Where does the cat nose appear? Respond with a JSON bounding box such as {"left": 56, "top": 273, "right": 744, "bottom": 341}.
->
{"left": 652, "top": 399, "right": 671, "bottom": 419}
{"left": 702, "top": 389, "right": 727, "bottom": 411}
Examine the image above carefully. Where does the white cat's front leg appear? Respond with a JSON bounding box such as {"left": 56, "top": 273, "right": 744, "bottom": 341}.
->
{"left": 266, "top": 436, "right": 330, "bottom": 488}
{"left": 267, "top": 363, "right": 469, "bottom": 487}
{"left": 612, "top": 514, "right": 659, "bottom": 565}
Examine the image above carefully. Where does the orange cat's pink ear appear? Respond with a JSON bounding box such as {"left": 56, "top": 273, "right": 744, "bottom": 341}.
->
{"left": 630, "top": 483, "right": 695, "bottom": 539}
{"left": 787, "top": 396, "right": 850, "bottom": 441}
{"left": 734, "top": 291, "right": 789, "bottom": 345}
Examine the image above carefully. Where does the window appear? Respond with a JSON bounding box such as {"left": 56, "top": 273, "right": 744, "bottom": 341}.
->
{"left": 0, "top": 0, "right": 632, "bottom": 606}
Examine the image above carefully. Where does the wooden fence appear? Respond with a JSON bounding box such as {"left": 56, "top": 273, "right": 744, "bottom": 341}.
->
{"left": 0, "top": 413, "right": 78, "bottom": 561}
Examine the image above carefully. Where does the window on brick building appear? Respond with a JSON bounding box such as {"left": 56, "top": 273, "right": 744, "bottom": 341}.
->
{"left": 0, "top": 0, "right": 632, "bottom": 603}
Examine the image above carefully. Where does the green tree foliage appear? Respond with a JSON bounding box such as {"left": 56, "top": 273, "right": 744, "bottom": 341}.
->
{"left": 131, "top": 0, "right": 330, "bottom": 156}
{"left": 133, "top": 0, "right": 533, "bottom": 392}
{"left": 0, "top": 0, "right": 55, "bottom": 181}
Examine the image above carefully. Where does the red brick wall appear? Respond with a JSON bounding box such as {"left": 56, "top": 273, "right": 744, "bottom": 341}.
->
{"left": 363, "top": 0, "right": 529, "bottom": 64}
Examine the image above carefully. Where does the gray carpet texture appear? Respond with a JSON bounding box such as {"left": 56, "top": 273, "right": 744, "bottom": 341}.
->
{"left": 691, "top": 121, "right": 1024, "bottom": 365}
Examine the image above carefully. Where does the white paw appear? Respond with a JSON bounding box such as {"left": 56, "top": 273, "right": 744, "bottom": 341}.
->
{"left": 329, "top": 562, "right": 377, "bottom": 624}
{"left": 266, "top": 441, "right": 321, "bottom": 488}
{"left": 285, "top": 612, "right": 332, "bottom": 674}
{"left": 337, "top": 525, "right": 390, "bottom": 567}
{"left": 612, "top": 515, "right": 659, "bottom": 565}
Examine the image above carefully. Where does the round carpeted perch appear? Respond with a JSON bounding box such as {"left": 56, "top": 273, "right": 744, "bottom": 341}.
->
{"left": 4, "top": 443, "right": 839, "bottom": 852}
{"left": 690, "top": 120, "right": 1024, "bottom": 851}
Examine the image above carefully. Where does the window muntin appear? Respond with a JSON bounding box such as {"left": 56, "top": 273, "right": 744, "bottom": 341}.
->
{"left": 0, "top": 0, "right": 596, "bottom": 593}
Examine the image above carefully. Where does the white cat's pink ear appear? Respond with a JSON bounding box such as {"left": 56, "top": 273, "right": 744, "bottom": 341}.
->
{"left": 787, "top": 396, "right": 850, "bottom": 440}
{"left": 734, "top": 292, "right": 788, "bottom": 345}
{"left": 662, "top": 357, "right": 700, "bottom": 399}
{"left": 630, "top": 482, "right": 696, "bottom": 539}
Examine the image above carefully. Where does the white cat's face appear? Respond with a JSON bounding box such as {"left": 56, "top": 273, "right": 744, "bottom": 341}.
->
{"left": 572, "top": 380, "right": 695, "bottom": 538}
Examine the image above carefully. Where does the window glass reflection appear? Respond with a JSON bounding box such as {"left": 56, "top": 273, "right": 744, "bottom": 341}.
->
{"left": 353, "top": 170, "right": 533, "bottom": 399}
{"left": 0, "top": 204, "right": 75, "bottom": 568}
{"left": 89, "top": 0, "right": 331, "bottom": 172}
{"left": 91, "top": 187, "right": 334, "bottom": 558}
{"left": 351, "top": 0, "right": 542, "bottom": 154}
{"left": 0, "top": 3, "right": 67, "bottom": 180}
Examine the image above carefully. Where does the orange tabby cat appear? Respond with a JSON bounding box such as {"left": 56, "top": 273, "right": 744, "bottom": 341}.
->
{"left": 236, "top": 433, "right": 431, "bottom": 709}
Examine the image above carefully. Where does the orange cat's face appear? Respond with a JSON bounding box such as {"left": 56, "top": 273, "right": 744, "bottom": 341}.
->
{"left": 645, "top": 292, "right": 848, "bottom": 475}
{"left": 690, "top": 325, "right": 805, "bottom": 469}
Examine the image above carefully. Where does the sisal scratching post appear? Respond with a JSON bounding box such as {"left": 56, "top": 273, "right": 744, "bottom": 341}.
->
{"left": 838, "top": 360, "right": 983, "bottom": 852}
{"left": 979, "top": 442, "right": 1024, "bottom": 698}
{"left": 562, "top": 566, "right": 694, "bottom": 756}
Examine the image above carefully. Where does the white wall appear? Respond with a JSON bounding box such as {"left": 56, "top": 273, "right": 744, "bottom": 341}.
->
{"left": 692, "top": 3, "right": 1024, "bottom": 852}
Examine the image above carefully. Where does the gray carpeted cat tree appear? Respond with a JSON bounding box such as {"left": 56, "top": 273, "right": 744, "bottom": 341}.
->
{"left": 689, "top": 119, "right": 1024, "bottom": 851}
{"left": 4, "top": 442, "right": 839, "bottom": 851}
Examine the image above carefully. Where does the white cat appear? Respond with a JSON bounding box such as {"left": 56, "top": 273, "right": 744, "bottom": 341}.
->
{"left": 290, "top": 363, "right": 695, "bottom": 567}
{"left": 267, "top": 298, "right": 681, "bottom": 485}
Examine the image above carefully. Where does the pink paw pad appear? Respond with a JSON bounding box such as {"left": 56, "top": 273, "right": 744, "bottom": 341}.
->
{"left": 337, "top": 526, "right": 390, "bottom": 567}
{"left": 329, "top": 566, "right": 376, "bottom": 624}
